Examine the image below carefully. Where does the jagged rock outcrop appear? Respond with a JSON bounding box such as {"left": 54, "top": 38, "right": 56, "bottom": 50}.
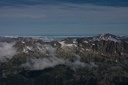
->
{"left": 77, "top": 33, "right": 128, "bottom": 57}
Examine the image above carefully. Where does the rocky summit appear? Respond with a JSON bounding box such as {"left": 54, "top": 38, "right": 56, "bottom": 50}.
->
{"left": 0, "top": 33, "right": 128, "bottom": 85}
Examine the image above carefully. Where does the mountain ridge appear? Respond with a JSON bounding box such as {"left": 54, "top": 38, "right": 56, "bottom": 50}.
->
{"left": 0, "top": 33, "right": 128, "bottom": 85}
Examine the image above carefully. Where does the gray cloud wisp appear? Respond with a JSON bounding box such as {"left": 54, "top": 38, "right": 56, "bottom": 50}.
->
{"left": 21, "top": 45, "right": 98, "bottom": 70}
{"left": 0, "top": 42, "right": 17, "bottom": 62}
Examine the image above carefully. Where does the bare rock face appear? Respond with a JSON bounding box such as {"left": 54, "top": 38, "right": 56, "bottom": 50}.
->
{"left": 77, "top": 33, "right": 128, "bottom": 57}
{"left": 0, "top": 33, "right": 128, "bottom": 85}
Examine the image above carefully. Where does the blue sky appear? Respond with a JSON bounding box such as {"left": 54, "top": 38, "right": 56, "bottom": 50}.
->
{"left": 0, "top": 0, "right": 128, "bottom": 36}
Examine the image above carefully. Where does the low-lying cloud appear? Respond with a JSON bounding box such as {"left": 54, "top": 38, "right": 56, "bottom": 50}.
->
{"left": 0, "top": 41, "right": 98, "bottom": 70}
{"left": 0, "top": 42, "right": 17, "bottom": 62}
{"left": 22, "top": 57, "right": 65, "bottom": 70}
{"left": 21, "top": 44, "right": 98, "bottom": 70}
{"left": 22, "top": 56, "right": 98, "bottom": 71}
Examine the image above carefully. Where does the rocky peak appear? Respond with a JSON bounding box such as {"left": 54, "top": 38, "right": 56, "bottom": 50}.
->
{"left": 93, "top": 33, "right": 120, "bottom": 42}
{"left": 62, "top": 37, "right": 74, "bottom": 44}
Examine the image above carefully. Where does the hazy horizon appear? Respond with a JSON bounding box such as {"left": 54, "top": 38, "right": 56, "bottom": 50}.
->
{"left": 0, "top": 32, "right": 128, "bottom": 37}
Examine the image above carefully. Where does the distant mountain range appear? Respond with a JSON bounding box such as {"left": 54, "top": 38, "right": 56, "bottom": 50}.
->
{"left": 0, "top": 33, "right": 128, "bottom": 85}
